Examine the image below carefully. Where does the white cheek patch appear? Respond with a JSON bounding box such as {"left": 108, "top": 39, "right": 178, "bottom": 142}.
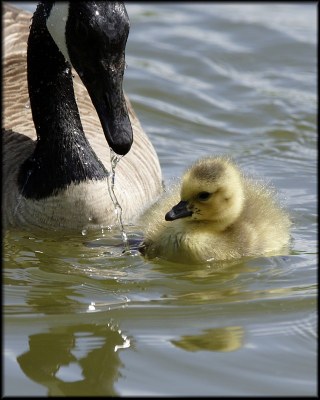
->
{"left": 46, "top": 2, "right": 71, "bottom": 63}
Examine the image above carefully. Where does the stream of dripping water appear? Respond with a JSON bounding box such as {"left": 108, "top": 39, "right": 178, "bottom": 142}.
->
{"left": 107, "top": 149, "right": 130, "bottom": 253}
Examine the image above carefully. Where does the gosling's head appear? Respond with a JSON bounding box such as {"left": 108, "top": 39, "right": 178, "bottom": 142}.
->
{"left": 165, "top": 157, "right": 245, "bottom": 231}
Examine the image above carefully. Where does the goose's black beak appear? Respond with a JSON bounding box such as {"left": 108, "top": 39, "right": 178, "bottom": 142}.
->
{"left": 85, "top": 61, "right": 133, "bottom": 156}
{"left": 165, "top": 200, "right": 193, "bottom": 221}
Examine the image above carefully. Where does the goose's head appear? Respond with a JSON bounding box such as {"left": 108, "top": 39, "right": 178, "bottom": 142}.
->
{"left": 165, "top": 157, "right": 245, "bottom": 231}
{"left": 46, "top": 2, "right": 132, "bottom": 155}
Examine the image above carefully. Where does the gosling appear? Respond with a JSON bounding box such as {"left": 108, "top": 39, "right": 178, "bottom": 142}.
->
{"left": 138, "top": 156, "right": 291, "bottom": 264}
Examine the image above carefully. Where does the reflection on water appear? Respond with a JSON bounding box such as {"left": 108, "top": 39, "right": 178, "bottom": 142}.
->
{"left": 4, "top": 1, "right": 317, "bottom": 397}
{"left": 172, "top": 326, "right": 244, "bottom": 352}
{"left": 17, "top": 323, "right": 126, "bottom": 396}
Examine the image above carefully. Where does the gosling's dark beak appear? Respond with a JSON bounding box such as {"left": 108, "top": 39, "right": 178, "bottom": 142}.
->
{"left": 165, "top": 200, "right": 193, "bottom": 221}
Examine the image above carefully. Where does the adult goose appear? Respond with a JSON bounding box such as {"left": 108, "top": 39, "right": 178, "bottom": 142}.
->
{"left": 139, "top": 156, "right": 291, "bottom": 264}
{"left": 3, "top": 2, "right": 162, "bottom": 231}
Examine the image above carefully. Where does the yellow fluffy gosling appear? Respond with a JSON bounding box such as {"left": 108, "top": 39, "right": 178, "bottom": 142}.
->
{"left": 139, "top": 156, "right": 291, "bottom": 264}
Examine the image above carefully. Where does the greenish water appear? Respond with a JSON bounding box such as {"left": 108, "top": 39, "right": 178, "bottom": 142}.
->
{"left": 4, "top": 2, "right": 317, "bottom": 396}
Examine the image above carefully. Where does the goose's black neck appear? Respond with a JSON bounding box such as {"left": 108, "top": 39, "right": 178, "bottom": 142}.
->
{"left": 18, "top": 2, "right": 108, "bottom": 200}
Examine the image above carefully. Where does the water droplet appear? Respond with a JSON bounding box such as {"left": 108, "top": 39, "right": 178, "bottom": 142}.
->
{"left": 81, "top": 229, "right": 87, "bottom": 236}
{"left": 88, "top": 216, "right": 93, "bottom": 222}
{"left": 95, "top": 10, "right": 100, "bottom": 16}
{"left": 24, "top": 101, "right": 30, "bottom": 109}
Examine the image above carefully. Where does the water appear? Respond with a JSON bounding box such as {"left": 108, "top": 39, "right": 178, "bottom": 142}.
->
{"left": 106, "top": 150, "right": 129, "bottom": 253}
{"left": 3, "top": 3, "right": 317, "bottom": 396}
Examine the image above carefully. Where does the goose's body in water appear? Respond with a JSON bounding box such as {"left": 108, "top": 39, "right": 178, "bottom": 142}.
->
{"left": 139, "top": 156, "right": 291, "bottom": 264}
{"left": 3, "top": 2, "right": 162, "bottom": 231}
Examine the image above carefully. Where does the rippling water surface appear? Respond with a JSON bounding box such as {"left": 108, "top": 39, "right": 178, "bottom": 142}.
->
{"left": 4, "top": 2, "right": 317, "bottom": 396}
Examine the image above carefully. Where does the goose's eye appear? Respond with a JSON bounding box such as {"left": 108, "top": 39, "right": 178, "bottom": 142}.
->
{"left": 197, "top": 191, "right": 211, "bottom": 201}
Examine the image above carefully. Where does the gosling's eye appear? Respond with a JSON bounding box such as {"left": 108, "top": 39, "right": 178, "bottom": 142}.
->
{"left": 197, "top": 191, "right": 211, "bottom": 201}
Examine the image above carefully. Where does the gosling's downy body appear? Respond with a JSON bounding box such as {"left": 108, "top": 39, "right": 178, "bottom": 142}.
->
{"left": 139, "top": 156, "right": 291, "bottom": 264}
{"left": 3, "top": 2, "right": 162, "bottom": 231}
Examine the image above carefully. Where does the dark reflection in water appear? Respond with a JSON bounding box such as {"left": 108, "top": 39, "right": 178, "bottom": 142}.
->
{"left": 7, "top": 233, "right": 130, "bottom": 396}
{"left": 171, "top": 326, "right": 244, "bottom": 352}
{"left": 17, "top": 323, "right": 125, "bottom": 396}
